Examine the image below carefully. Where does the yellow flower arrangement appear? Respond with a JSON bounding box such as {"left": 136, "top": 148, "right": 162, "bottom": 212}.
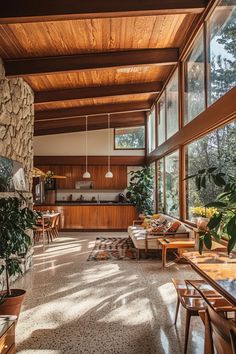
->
{"left": 191, "top": 206, "right": 217, "bottom": 218}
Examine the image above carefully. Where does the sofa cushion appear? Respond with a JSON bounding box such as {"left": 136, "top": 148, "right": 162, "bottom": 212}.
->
{"left": 166, "top": 221, "right": 181, "bottom": 232}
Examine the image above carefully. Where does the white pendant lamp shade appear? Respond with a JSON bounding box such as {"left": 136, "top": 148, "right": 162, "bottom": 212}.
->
{"left": 83, "top": 115, "right": 91, "bottom": 179}
{"left": 105, "top": 113, "right": 113, "bottom": 178}
{"left": 83, "top": 171, "right": 91, "bottom": 179}
{"left": 105, "top": 171, "right": 113, "bottom": 178}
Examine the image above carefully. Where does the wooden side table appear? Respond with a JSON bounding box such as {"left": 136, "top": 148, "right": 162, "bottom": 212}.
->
{"left": 0, "top": 316, "right": 17, "bottom": 354}
{"left": 158, "top": 238, "right": 195, "bottom": 268}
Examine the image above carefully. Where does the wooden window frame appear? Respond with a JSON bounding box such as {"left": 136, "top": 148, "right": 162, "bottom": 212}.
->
{"left": 147, "top": 105, "right": 157, "bottom": 154}
{"left": 149, "top": 0, "right": 236, "bottom": 223}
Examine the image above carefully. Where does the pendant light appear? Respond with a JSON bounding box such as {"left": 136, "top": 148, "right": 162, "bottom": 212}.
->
{"left": 83, "top": 115, "right": 91, "bottom": 179}
{"left": 105, "top": 113, "right": 113, "bottom": 178}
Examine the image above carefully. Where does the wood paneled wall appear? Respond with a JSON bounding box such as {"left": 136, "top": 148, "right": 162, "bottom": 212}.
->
{"left": 35, "top": 205, "right": 137, "bottom": 230}
{"left": 37, "top": 165, "right": 128, "bottom": 189}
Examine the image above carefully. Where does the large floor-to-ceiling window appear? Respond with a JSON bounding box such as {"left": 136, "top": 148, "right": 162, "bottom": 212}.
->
{"left": 208, "top": 0, "right": 236, "bottom": 105}
{"left": 186, "top": 120, "right": 236, "bottom": 221}
{"left": 150, "top": 0, "right": 236, "bottom": 225}
{"left": 148, "top": 107, "right": 156, "bottom": 153}
{"left": 184, "top": 30, "right": 205, "bottom": 124}
{"left": 166, "top": 69, "right": 179, "bottom": 139}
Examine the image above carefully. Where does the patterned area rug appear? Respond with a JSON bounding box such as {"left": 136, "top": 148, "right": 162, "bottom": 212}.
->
{"left": 87, "top": 237, "right": 137, "bottom": 261}
{"left": 87, "top": 237, "right": 184, "bottom": 262}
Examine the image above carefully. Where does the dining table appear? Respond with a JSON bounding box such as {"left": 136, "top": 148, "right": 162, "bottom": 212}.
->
{"left": 183, "top": 251, "right": 236, "bottom": 306}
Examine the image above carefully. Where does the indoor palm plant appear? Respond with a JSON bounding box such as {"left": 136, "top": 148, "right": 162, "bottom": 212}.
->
{"left": 126, "top": 166, "right": 155, "bottom": 215}
{"left": 186, "top": 165, "right": 236, "bottom": 254}
{"left": 0, "top": 195, "right": 38, "bottom": 317}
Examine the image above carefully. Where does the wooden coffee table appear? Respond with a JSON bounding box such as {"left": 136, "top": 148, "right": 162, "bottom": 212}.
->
{"left": 158, "top": 238, "right": 195, "bottom": 268}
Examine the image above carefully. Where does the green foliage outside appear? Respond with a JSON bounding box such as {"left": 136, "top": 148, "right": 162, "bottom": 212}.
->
{"left": 126, "top": 166, "right": 155, "bottom": 215}
{"left": 187, "top": 122, "right": 236, "bottom": 220}
{"left": 115, "top": 127, "right": 145, "bottom": 149}
{"left": 210, "top": 1, "right": 236, "bottom": 104}
{"left": 186, "top": 161, "right": 236, "bottom": 254}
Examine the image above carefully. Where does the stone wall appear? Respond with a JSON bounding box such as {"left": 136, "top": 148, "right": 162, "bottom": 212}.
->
{"left": 0, "top": 58, "right": 34, "bottom": 192}
{"left": 0, "top": 58, "right": 35, "bottom": 278}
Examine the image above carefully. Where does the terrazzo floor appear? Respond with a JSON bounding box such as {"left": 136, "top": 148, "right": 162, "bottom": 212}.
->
{"left": 14, "top": 232, "right": 204, "bottom": 354}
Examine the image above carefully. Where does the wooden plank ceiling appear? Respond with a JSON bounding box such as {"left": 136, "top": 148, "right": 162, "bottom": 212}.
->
{"left": 0, "top": 1, "right": 208, "bottom": 135}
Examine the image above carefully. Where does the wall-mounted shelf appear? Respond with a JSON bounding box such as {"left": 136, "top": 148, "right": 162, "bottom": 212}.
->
{"left": 57, "top": 189, "right": 124, "bottom": 193}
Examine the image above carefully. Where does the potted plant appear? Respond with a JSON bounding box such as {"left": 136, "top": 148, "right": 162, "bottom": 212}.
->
{"left": 126, "top": 166, "right": 155, "bottom": 215}
{"left": 186, "top": 165, "right": 236, "bottom": 254}
{"left": 191, "top": 206, "right": 217, "bottom": 228}
{"left": 0, "top": 196, "right": 38, "bottom": 317}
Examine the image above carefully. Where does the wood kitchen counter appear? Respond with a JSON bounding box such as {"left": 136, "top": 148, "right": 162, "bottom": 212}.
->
{"left": 35, "top": 204, "right": 137, "bottom": 230}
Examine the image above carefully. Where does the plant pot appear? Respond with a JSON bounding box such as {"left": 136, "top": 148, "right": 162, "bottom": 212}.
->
{"left": 0, "top": 289, "right": 26, "bottom": 318}
{"left": 197, "top": 217, "right": 209, "bottom": 230}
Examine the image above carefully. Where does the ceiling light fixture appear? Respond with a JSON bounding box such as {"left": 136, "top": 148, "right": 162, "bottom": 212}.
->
{"left": 105, "top": 113, "right": 113, "bottom": 178}
{"left": 83, "top": 115, "right": 91, "bottom": 179}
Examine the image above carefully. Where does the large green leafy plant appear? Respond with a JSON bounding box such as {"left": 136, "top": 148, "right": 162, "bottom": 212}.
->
{"left": 186, "top": 165, "right": 236, "bottom": 254}
{"left": 0, "top": 196, "right": 38, "bottom": 296}
{"left": 126, "top": 166, "right": 154, "bottom": 215}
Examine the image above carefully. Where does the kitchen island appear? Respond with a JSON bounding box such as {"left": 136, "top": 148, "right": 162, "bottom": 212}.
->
{"left": 35, "top": 203, "right": 137, "bottom": 231}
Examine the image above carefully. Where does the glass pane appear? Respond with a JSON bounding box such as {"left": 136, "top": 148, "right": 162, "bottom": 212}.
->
{"left": 150, "top": 162, "right": 156, "bottom": 212}
{"left": 165, "top": 150, "right": 179, "bottom": 217}
{"left": 208, "top": 0, "right": 236, "bottom": 105}
{"left": 166, "top": 69, "right": 179, "bottom": 139}
{"left": 184, "top": 30, "right": 205, "bottom": 124}
{"left": 186, "top": 120, "right": 236, "bottom": 222}
{"left": 157, "top": 159, "right": 164, "bottom": 213}
{"left": 148, "top": 107, "right": 156, "bottom": 153}
{"left": 115, "top": 126, "right": 145, "bottom": 149}
{"left": 157, "top": 93, "right": 166, "bottom": 145}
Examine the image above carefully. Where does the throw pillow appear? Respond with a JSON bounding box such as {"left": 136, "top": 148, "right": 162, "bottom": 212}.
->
{"left": 167, "top": 221, "right": 181, "bottom": 233}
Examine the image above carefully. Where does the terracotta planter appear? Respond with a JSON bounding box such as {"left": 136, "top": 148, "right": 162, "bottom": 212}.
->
{"left": 0, "top": 289, "right": 26, "bottom": 319}
{"left": 197, "top": 217, "right": 209, "bottom": 230}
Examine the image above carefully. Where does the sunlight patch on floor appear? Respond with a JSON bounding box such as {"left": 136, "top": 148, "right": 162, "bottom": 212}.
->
{"left": 98, "top": 297, "right": 153, "bottom": 325}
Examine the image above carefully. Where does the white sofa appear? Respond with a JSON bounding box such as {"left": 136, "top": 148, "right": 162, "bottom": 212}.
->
{"left": 128, "top": 214, "right": 194, "bottom": 259}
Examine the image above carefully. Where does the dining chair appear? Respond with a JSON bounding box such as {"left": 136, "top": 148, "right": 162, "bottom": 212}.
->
{"left": 33, "top": 217, "right": 52, "bottom": 244}
{"left": 53, "top": 214, "right": 60, "bottom": 238}
{"left": 187, "top": 280, "right": 236, "bottom": 354}
{"left": 172, "top": 278, "right": 234, "bottom": 354}
{"left": 49, "top": 214, "right": 59, "bottom": 239}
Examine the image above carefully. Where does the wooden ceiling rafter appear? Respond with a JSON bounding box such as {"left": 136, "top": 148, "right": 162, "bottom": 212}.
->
{"left": 34, "top": 81, "right": 162, "bottom": 105}
{"left": 4, "top": 49, "right": 179, "bottom": 77}
{"left": 0, "top": 2, "right": 212, "bottom": 136}
{"left": 35, "top": 121, "right": 145, "bottom": 136}
{"left": 35, "top": 102, "right": 150, "bottom": 122}
{"left": 34, "top": 111, "right": 146, "bottom": 135}
{"left": 1, "top": 1, "right": 207, "bottom": 24}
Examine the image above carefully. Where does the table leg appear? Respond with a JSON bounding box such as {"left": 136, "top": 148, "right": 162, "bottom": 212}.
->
{"left": 162, "top": 246, "right": 167, "bottom": 269}
{"left": 42, "top": 217, "right": 45, "bottom": 252}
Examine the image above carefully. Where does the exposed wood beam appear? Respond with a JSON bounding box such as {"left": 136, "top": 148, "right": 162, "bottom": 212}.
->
{"left": 5, "top": 49, "right": 179, "bottom": 77}
{"left": 147, "top": 87, "right": 236, "bottom": 163}
{"left": 35, "top": 102, "right": 150, "bottom": 121}
{"left": 34, "top": 82, "right": 162, "bottom": 105}
{"left": 35, "top": 112, "right": 145, "bottom": 127}
{"left": 0, "top": 1, "right": 207, "bottom": 24}
{"left": 34, "top": 111, "right": 145, "bottom": 135}
{"left": 34, "top": 121, "right": 144, "bottom": 136}
{"left": 34, "top": 156, "right": 145, "bottom": 166}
